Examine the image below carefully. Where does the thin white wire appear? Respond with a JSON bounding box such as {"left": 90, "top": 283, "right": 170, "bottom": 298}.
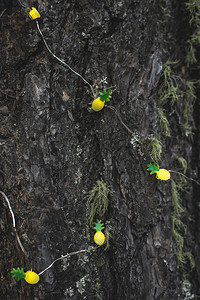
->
{"left": 0, "top": 191, "right": 28, "bottom": 256}
{"left": 0, "top": 191, "right": 16, "bottom": 227}
{"left": 15, "top": 232, "right": 28, "bottom": 256}
{"left": 38, "top": 248, "right": 96, "bottom": 276}
{"left": 36, "top": 20, "right": 95, "bottom": 98}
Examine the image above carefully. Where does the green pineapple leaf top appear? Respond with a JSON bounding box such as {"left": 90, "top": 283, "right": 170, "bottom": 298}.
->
{"left": 11, "top": 267, "right": 26, "bottom": 281}
{"left": 99, "top": 89, "right": 112, "bottom": 102}
{"left": 147, "top": 163, "right": 160, "bottom": 174}
{"left": 93, "top": 220, "right": 105, "bottom": 232}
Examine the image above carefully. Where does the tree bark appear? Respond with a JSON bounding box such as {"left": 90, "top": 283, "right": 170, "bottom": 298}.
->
{"left": 0, "top": 0, "right": 199, "bottom": 299}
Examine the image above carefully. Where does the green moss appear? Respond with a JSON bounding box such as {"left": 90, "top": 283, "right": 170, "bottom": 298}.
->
{"left": 177, "top": 176, "right": 187, "bottom": 192}
{"left": 172, "top": 219, "right": 186, "bottom": 265}
{"left": 184, "top": 251, "right": 195, "bottom": 270}
{"left": 174, "top": 157, "right": 187, "bottom": 192}
{"left": 157, "top": 61, "right": 180, "bottom": 138}
{"left": 95, "top": 292, "right": 103, "bottom": 300}
{"left": 104, "top": 222, "right": 112, "bottom": 250}
{"left": 171, "top": 179, "right": 186, "bottom": 266}
{"left": 176, "top": 157, "right": 188, "bottom": 174}
{"left": 182, "top": 81, "right": 197, "bottom": 136}
{"left": 171, "top": 179, "right": 184, "bottom": 217}
{"left": 185, "top": 0, "right": 200, "bottom": 66}
{"left": 157, "top": 108, "right": 171, "bottom": 137}
{"left": 186, "top": 42, "right": 197, "bottom": 66}
{"left": 184, "top": 2, "right": 199, "bottom": 136}
{"left": 85, "top": 180, "right": 110, "bottom": 226}
{"left": 147, "top": 137, "right": 162, "bottom": 163}
{"left": 185, "top": 0, "right": 200, "bottom": 23}
{"left": 162, "top": 6, "right": 173, "bottom": 19}
{"left": 158, "top": 60, "right": 180, "bottom": 107}
{"left": 94, "top": 282, "right": 103, "bottom": 300}
{"left": 185, "top": 80, "right": 196, "bottom": 106}
{"left": 171, "top": 180, "right": 195, "bottom": 269}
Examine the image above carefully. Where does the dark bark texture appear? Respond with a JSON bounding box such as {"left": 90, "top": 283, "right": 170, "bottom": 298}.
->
{"left": 0, "top": 0, "right": 200, "bottom": 299}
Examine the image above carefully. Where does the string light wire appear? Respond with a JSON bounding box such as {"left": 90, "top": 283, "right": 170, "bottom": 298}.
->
{"left": 38, "top": 247, "right": 98, "bottom": 276}
{"left": 168, "top": 170, "right": 200, "bottom": 185}
{"left": 35, "top": 20, "right": 95, "bottom": 98}
{"left": 16, "top": 0, "right": 95, "bottom": 96}
{"left": 0, "top": 191, "right": 28, "bottom": 256}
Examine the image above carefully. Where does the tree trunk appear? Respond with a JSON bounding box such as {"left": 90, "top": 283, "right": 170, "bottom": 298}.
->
{"left": 0, "top": 0, "right": 199, "bottom": 299}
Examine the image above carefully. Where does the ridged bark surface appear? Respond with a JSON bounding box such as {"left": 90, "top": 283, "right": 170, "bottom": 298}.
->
{"left": 0, "top": 1, "right": 199, "bottom": 299}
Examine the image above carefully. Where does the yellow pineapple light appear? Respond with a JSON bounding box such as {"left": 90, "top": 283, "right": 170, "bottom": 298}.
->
{"left": 11, "top": 267, "right": 39, "bottom": 284}
{"left": 28, "top": 7, "right": 40, "bottom": 20}
{"left": 147, "top": 163, "right": 170, "bottom": 181}
{"left": 93, "top": 220, "right": 106, "bottom": 245}
{"left": 92, "top": 89, "right": 112, "bottom": 111}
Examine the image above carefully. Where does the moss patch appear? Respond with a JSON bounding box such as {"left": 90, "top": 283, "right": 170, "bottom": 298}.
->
{"left": 171, "top": 179, "right": 194, "bottom": 269}
{"left": 171, "top": 179, "right": 186, "bottom": 265}
{"left": 85, "top": 180, "right": 110, "bottom": 226}
{"left": 176, "top": 157, "right": 188, "bottom": 174}
{"left": 104, "top": 222, "right": 112, "bottom": 250}
{"left": 158, "top": 60, "right": 180, "bottom": 107}
{"left": 147, "top": 137, "right": 162, "bottom": 163}
{"left": 157, "top": 107, "right": 171, "bottom": 137}
{"left": 185, "top": 0, "right": 200, "bottom": 66}
{"left": 182, "top": 81, "right": 197, "bottom": 137}
{"left": 157, "top": 60, "right": 180, "bottom": 138}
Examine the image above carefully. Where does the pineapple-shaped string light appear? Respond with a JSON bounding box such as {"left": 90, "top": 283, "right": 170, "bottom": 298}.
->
{"left": 11, "top": 268, "right": 39, "bottom": 284}
{"left": 11, "top": 248, "right": 100, "bottom": 285}
{"left": 147, "top": 163, "right": 171, "bottom": 181}
{"left": 92, "top": 89, "right": 112, "bottom": 111}
{"left": 28, "top": 7, "right": 40, "bottom": 19}
{"left": 93, "top": 220, "right": 106, "bottom": 245}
